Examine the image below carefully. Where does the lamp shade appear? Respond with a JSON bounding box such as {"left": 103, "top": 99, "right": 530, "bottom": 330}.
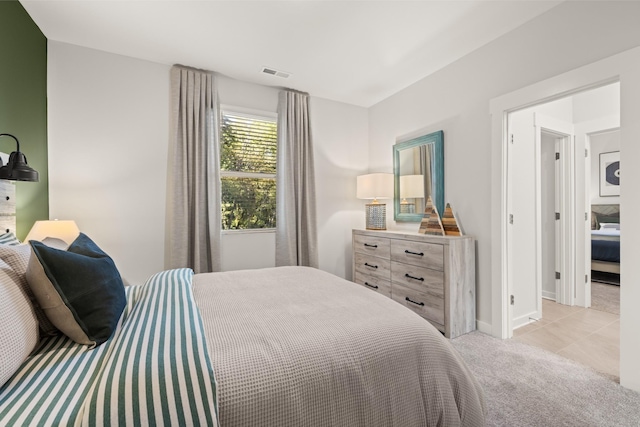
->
{"left": 356, "top": 173, "right": 394, "bottom": 200}
{"left": 400, "top": 175, "right": 425, "bottom": 199}
{"left": 0, "top": 133, "right": 39, "bottom": 182}
{"left": 25, "top": 220, "right": 80, "bottom": 245}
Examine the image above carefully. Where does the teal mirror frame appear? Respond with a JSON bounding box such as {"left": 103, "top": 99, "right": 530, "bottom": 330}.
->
{"left": 393, "top": 130, "right": 444, "bottom": 222}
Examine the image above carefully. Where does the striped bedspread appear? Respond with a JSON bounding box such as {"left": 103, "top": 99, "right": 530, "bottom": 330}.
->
{"left": 0, "top": 269, "right": 219, "bottom": 426}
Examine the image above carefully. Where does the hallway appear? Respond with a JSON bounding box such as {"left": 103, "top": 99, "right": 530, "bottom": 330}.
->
{"left": 513, "top": 283, "right": 620, "bottom": 382}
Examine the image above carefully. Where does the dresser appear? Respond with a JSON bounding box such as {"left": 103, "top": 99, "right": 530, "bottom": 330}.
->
{"left": 352, "top": 229, "right": 476, "bottom": 338}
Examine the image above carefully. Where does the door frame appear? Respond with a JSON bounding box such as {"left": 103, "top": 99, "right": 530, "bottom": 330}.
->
{"left": 573, "top": 117, "right": 620, "bottom": 307}
{"left": 489, "top": 62, "right": 623, "bottom": 340}
{"left": 535, "top": 114, "right": 575, "bottom": 306}
{"left": 489, "top": 45, "right": 640, "bottom": 392}
{"left": 504, "top": 112, "right": 575, "bottom": 336}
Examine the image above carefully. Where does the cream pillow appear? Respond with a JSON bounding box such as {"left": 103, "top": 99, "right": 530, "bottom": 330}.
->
{"left": 0, "top": 259, "right": 39, "bottom": 388}
{"left": 0, "top": 244, "right": 58, "bottom": 335}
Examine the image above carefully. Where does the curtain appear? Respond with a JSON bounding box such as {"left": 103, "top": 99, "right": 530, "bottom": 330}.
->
{"left": 167, "top": 65, "right": 221, "bottom": 273}
{"left": 420, "top": 144, "right": 433, "bottom": 210}
{"left": 276, "top": 90, "right": 318, "bottom": 268}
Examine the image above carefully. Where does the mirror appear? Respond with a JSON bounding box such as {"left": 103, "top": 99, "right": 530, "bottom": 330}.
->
{"left": 393, "top": 130, "right": 444, "bottom": 222}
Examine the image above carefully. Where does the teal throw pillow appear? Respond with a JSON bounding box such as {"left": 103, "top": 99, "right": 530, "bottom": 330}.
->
{"left": 25, "top": 233, "right": 126, "bottom": 347}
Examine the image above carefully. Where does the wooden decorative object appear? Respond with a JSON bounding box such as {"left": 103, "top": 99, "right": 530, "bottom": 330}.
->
{"left": 419, "top": 197, "right": 444, "bottom": 236}
{"left": 442, "top": 203, "right": 462, "bottom": 236}
{"left": 418, "top": 197, "right": 433, "bottom": 234}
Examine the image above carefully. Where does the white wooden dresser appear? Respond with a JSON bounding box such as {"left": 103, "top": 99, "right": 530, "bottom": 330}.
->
{"left": 352, "top": 229, "right": 476, "bottom": 338}
{"left": 0, "top": 181, "right": 16, "bottom": 235}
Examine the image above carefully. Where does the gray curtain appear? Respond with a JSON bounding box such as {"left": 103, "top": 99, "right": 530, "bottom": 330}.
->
{"left": 276, "top": 90, "right": 318, "bottom": 268}
{"left": 420, "top": 145, "right": 433, "bottom": 208}
{"left": 167, "top": 65, "right": 221, "bottom": 273}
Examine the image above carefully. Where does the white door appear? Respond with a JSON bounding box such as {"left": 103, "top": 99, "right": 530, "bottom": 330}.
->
{"left": 507, "top": 110, "right": 540, "bottom": 332}
{"left": 540, "top": 132, "right": 559, "bottom": 301}
{"left": 508, "top": 111, "right": 576, "bottom": 333}
{"left": 535, "top": 114, "right": 575, "bottom": 306}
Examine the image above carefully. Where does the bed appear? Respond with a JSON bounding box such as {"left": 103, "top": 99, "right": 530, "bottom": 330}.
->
{"left": 0, "top": 236, "right": 486, "bottom": 426}
{"left": 590, "top": 204, "right": 620, "bottom": 275}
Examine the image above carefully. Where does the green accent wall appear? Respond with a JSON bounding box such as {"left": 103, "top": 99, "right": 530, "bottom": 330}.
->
{"left": 0, "top": 0, "right": 48, "bottom": 239}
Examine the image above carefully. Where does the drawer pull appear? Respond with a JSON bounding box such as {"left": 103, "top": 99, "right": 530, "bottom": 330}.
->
{"left": 404, "top": 250, "right": 424, "bottom": 256}
{"left": 364, "top": 282, "right": 379, "bottom": 289}
{"left": 405, "top": 273, "right": 424, "bottom": 282}
{"left": 364, "top": 243, "right": 378, "bottom": 248}
{"left": 364, "top": 262, "right": 378, "bottom": 269}
{"left": 405, "top": 297, "right": 425, "bottom": 307}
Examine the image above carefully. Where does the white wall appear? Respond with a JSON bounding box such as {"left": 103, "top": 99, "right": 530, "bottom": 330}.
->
{"left": 368, "top": 1, "right": 640, "bottom": 334}
{"left": 311, "top": 97, "right": 369, "bottom": 278}
{"left": 48, "top": 42, "right": 369, "bottom": 283}
{"left": 48, "top": 42, "right": 170, "bottom": 285}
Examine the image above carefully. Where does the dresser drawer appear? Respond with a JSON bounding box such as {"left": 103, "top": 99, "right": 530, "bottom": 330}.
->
{"left": 354, "top": 253, "right": 391, "bottom": 281}
{"left": 354, "top": 234, "right": 391, "bottom": 258}
{"left": 354, "top": 272, "right": 392, "bottom": 298}
{"left": 390, "top": 240, "right": 443, "bottom": 270}
{"left": 390, "top": 261, "right": 444, "bottom": 297}
{"left": 391, "top": 282, "right": 444, "bottom": 325}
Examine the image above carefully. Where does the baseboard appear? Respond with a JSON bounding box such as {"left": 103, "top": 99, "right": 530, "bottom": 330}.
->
{"left": 476, "top": 320, "right": 492, "bottom": 335}
{"left": 542, "top": 290, "right": 556, "bottom": 300}
{"left": 513, "top": 310, "right": 541, "bottom": 330}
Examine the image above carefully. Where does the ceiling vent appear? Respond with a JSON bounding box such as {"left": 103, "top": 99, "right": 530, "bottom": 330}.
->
{"left": 262, "top": 67, "right": 291, "bottom": 79}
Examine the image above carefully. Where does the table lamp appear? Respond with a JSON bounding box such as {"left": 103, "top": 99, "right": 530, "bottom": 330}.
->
{"left": 357, "top": 173, "right": 394, "bottom": 230}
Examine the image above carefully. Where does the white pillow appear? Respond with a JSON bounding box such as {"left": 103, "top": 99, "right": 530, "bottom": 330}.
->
{"left": 0, "top": 259, "right": 39, "bottom": 388}
{"left": 599, "top": 223, "right": 620, "bottom": 230}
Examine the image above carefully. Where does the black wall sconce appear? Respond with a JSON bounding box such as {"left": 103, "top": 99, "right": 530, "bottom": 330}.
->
{"left": 0, "top": 133, "right": 39, "bottom": 182}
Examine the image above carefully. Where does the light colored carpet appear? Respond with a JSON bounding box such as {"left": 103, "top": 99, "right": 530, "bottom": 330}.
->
{"left": 591, "top": 282, "right": 620, "bottom": 315}
{"left": 451, "top": 331, "right": 640, "bottom": 427}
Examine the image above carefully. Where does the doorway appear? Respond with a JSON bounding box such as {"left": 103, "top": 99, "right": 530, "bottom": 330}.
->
{"left": 504, "top": 82, "right": 620, "bottom": 336}
{"left": 507, "top": 108, "right": 576, "bottom": 330}
{"left": 489, "top": 45, "right": 640, "bottom": 391}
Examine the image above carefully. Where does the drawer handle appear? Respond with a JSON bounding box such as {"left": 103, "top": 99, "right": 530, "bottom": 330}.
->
{"left": 364, "top": 262, "right": 378, "bottom": 269}
{"left": 405, "top": 297, "right": 425, "bottom": 307}
{"left": 404, "top": 250, "right": 424, "bottom": 256}
{"left": 364, "top": 243, "right": 378, "bottom": 248}
{"left": 405, "top": 273, "right": 424, "bottom": 282}
{"left": 364, "top": 282, "right": 379, "bottom": 289}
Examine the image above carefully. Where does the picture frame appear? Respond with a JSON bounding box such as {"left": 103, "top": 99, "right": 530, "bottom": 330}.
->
{"left": 599, "top": 151, "right": 620, "bottom": 197}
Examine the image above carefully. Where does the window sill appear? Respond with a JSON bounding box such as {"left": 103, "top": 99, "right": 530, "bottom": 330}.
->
{"left": 221, "top": 228, "right": 276, "bottom": 235}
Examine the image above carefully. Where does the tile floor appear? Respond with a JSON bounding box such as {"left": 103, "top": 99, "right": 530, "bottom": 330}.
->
{"left": 513, "top": 288, "right": 620, "bottom": 382}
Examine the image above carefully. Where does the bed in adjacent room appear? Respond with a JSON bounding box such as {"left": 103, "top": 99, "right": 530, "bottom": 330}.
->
{"left": 591, "top": 204, "right": 620, "bottom": 276}
{"left": 0, "top": 236, "right": 486, "bottom": 426}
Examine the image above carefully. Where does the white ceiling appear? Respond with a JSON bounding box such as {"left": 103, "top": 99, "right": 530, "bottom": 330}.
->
{"left": 20, "top": 0, "right": 562, "bottom": 107}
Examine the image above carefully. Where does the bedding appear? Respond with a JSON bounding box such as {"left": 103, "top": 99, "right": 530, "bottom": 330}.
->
{"left": 194, "top": 266, "right": 486, "bottom": 427}
{"left": 1, "top": 265, "right": 485, "bottom": 426}
{"left": 592, "top": 240, "right": 620, "bottom": 263}
{"left": 0, "top": 269, "right": 219, "bottom": 426}
{"left": 591, "top": 228, "right": 620, "bottom": 242}
{"left": 590, "top": 205, "right": 621, "bottom": 274}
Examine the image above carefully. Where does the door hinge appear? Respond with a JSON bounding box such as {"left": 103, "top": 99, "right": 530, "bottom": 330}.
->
{"left": 510, "top": 134, "right": 514, "bottom": 144}
{"left": 555, "top": 152, "right": 560, "bottom": 160}
{"left": 509, "top": 214, "right": 514, "bottom": 224}
{"left": 510, "top": 295, "right": 515, "bottom": 305}
{"left": 585, "top": 212, "right": 588, "bottom": 221}
{"left": 585, "top": 148, "right": 589, "bottom": 157}
{"left": 555, "top": 212, "right": 560, "bottom": 220}
{"left": 556, "top": 271, "right": 561, "bottom": 280}
{"left": 585, "top": 274, "right": 589, "bottom": 283}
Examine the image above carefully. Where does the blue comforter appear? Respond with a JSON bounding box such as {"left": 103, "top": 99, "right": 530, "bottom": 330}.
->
{"left": 592, "top": 239, "right": 620, "bottom": 263}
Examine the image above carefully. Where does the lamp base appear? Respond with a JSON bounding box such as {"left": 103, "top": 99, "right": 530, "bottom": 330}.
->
{"left": 400, "top": 202, "right": 415, "bottom": 214}
{"left": 365, "top": 203, "right": 386, "bottom": 230}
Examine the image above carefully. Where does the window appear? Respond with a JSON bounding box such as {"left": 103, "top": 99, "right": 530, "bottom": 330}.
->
{"left": 220, "top": 109, "right": 277, "bottom": 230}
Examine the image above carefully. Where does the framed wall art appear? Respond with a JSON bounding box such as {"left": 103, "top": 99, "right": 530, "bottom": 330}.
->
{"left": 599, "top": 151, "right": 620, "bottom": 197}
